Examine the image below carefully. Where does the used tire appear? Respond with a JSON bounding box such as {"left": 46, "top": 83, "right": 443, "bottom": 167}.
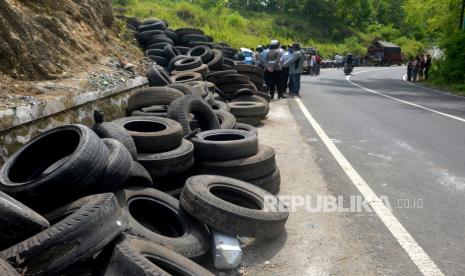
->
{"left": 248, "top": 167, "right": 281, "bottom": 194}
{"left": 167, "top": 95, "right": 220, "bottom": 136}
{"left": 211, "top": 100, "right": 230, "bottom": 112}
{"left": 2, "top": 193, "right": 126, "bottom": 275}
{"left": 180, "top": 175, "right": 288, "bottom": 238}
{"left": 187, "top": 46, "right": 212, "bottom": 64}
{"left": 163, "top": 44, "right": 181, "bottom": 61}
{"left": 112, "top": 116, "right": 183, "bottom": 154}
{"left": 138, "top": 139, "right": 194, "bottom": 178}
{"left": 0, "top": 125, "right": 109, "bottom": 208}
{"left": 196, "top": 145, "right": 276, "bottom": 179}
{"left": 166, "top": 83, "right": 194, "bottom": 95}
{"left": 207, "top": 49, "right": 224, "bottom": 70}
{"left": 127, "top": 87, "right": 184, "bottom": 114}
{"left": 91, "top": 122, "right": 138, "bottom": 160}
{"left": 234, "top": 122, "right": 258, "bottom": 136}
{"left": 93, "top": 139, "right": 133, "bottom": 193}
{"left": 117, "top": 187, "right": 209, "bottom": 258}
{"left": 228, "top": 101, "right": 268, "bottom": 118}
{"left": 233, "top": 64, "right": 264, "bottom": 77}
{"left": 174, "top": 57, "right": 202, "bottom": 71}
{"left": 192, "top": 129, "right": 258, "bottom": 161}
{"left": 124, "top": 161, "right": 153, "bottom": 188}
{"left": 0, "top": 191, "right": 50, "bottom": 249}
{"left": 166, "top": 55, "right": 188, "bottom": 73}
{"left": 214, "top": 110, "right": 236, "bottom": 129}
{"left": 147, "top": 55, "right": 168, "bottom": 67}
{"left": 104, "top": 235, "right": 213, "bottom": 276}
{"left": 146, "top": 65, "right": 173, "bottom": 86}
{"left": 171, "top": 72, "right": 203, "bottom": 83}
{"left": 0, "top": 259, "right": 18, "bottom": 276}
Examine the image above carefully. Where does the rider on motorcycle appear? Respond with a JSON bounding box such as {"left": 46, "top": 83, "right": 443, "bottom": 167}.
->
{"left": 345, "top": 53, "right": 354, "bottom": 67}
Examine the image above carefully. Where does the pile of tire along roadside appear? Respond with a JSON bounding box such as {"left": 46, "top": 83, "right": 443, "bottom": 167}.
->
{"left": 0, "top": 18, "right": 288, "bottom": 276}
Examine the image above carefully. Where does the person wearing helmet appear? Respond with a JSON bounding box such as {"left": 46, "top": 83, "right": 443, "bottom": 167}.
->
{"left": 346, "top": 53, "right": 354, "bottom": 66}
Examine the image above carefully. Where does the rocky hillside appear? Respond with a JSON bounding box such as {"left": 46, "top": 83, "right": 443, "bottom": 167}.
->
{"left": 0, "top": 0, "right": 131, "bottom": 81}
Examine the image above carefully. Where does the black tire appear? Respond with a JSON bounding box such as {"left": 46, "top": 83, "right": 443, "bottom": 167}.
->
{"left": 217, "top": 83, "right": 256, "bottom": 94}
{"left": 214, "top": 110, "right": 236, "bottom": 129}
{"left": 255, "top": 91, "right": 272, "bottom": 102}
{"left": 147, "top": 55, "right": 168, "bottom": 67}
{"left": 167, "top": 95, "right": 220, "bottom": 136}
{"left": 104, "top": 235, "right": 213, "bottom": 276}
{"left": 174, "top": 57, "right": 202, "bottom": 71}
{"left": 174, "top": 28, "right": 204, "bottom": 36}
{"left": 166, "top": 83, "right": 194, "bottom": 95}
{"left": 138, "top": 30, "right": 165, "bottom": 43}
{"left": 209, "top": 73, "right": 250, "bottom": 85}
{"left": 231, "top": 88, "right": 254, "bottom": 99}
{"left": 187, "top": 46, "right": 212, "bottom": 64}
{"left": 146, "top": 35, "right": 174, "bottom": 46}
{"left": 236, "top": 116, "right": 263, "bottom": 127}
{"left": 206, "top": 49, "right": 224, "bottom": 70}
{"left": 0, "top": 125, "right": 109, "bottom": 208}
{"left": 94, "top": 139, "right": 133, "bottom": 193}
{"left": 145, "top": 48, "right": 165, "bottom": 57}
{"left": 91, "top": 122, "right": 138, "bottom": 160}
{"left": 175, "top": 46, "right": 190, "bottom": 55}
{"left": 171, "top": 72, "right": 203, "bottom": 83}
{"left": 233, "top": 64, "right": 264, "bottom": 77}
{"left": 192, "top": 129, "right": 257, "bottom": 161}
{"left": 0, "top": 259, "right": 19, "bottom": 276}
{"left": 163, "top": 44, "right": 181, "bottom": 61}
{"left": 131, "top": 110, "right": 167, "bottom": 118}
{"left": 172, "top": 64, "right": 209, "bottom": 78}
{"left": 127, "top": 87, "right": 184, "bottom": 114}
{"left": 166, "top": 55, "right": 188, "bottom": 73}
{"left": 146, "top": 65, "right": 172, "bottom": 86}
{"left": 142, "top": 18, "right": 162, "bottom": 25}
{"left": 248, "top": 167, "right": 281, "bottom": 195}
{"left": 137, "top": 139, "right": 194, "bottom": 178}
{"left": 196, "top": 145, "right": 276, "bottom": 180}
{"left": 228, "top": 101, "right": 268, "bottom": 117}
{"left": 234, "top": 122, "right": 258, "bottom": 136}
{"left": 180, "top": 175, "right": 288, "bottom": 238}
{"left": 146, "top": 42, "right": 171, "bottom": 50}
{"left": 181, "top": 34, "right": 208, "bottom": 44}
{"left": 112, "top": 116, "right": 183, "bottom": 154}
{"left": 124, "top": 161, "right": 153, "bottom": 188}
{"left": 117, "top": 187, "right": 209, "bottom": 258}
{"left": 164, "top": 29, "right": 178, "bottom": 43}
{"left": 232, "top": 94, "right": 270, "bottom": 112}
{"left": 206, "top": 69, "right": 238, "bottom": 81}
{"left": 211, "top": 100, "right": 230, "bottom": 112}
{"left": 138, "top": 21, "right": 166, "bottom": 32}
{"left": 0, "top": 191, "right": 50, "bottom": 249}
{"left": 2, "top": 193, "right": 126, "bottom": 275}
{"left": 187, "top": 41, "right": 216, "bottom": 48}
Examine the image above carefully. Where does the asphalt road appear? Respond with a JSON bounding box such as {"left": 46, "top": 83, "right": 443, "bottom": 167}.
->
{"left": 289, "top": 66, "right": 465, "bottom": 275}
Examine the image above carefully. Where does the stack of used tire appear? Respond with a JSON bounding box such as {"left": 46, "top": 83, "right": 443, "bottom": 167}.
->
{"left": 191, "top": 129, "right": 281, "bottom": 195}
{"left": 0, "top": 120, "right": 288, "bottom": 274}
{"left": 129, "top": 16, "right": 271, "bottom": 125}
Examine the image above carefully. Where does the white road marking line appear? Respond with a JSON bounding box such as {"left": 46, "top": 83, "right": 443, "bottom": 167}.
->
{"left": 346, "top": 74, "right": 465, "bottom": 123}
{"left": 401, "top": 74, "right": 465, "bottom": 99}
{"left": 294, "top": 97, "right": 444, "bottom": 276}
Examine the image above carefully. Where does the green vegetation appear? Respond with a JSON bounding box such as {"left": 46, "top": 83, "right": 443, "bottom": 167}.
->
{"left": 115, "top": 0, "right": 465, "bottom": 92}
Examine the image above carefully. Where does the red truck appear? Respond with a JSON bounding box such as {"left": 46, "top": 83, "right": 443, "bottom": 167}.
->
{"left": 366, "top": 40, "right": 403, "bottom": 66}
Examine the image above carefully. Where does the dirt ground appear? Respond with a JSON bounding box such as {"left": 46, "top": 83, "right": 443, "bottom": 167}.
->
{"left": 233, "top": 99, "right": 379, "bottom": 276}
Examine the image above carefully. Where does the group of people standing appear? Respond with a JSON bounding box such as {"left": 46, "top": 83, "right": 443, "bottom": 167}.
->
{"left": 253, "top": 40, "right": 305, "bottom": 99}
{"left": 407, "top": 54, "right": 432, "bottom": 82}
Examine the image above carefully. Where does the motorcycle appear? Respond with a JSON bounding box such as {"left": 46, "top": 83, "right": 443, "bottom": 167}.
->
{"left": 343, "top": 62, "right": 353, "bottom": 75}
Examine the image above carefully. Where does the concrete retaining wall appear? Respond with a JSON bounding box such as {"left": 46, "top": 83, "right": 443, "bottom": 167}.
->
{"left": 0, "top": 77, "right": 148, "bottom": 165}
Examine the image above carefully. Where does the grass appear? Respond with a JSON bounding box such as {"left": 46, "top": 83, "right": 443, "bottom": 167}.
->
{"left": 114, "top": 0, "right": 426, "bottom": 59}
